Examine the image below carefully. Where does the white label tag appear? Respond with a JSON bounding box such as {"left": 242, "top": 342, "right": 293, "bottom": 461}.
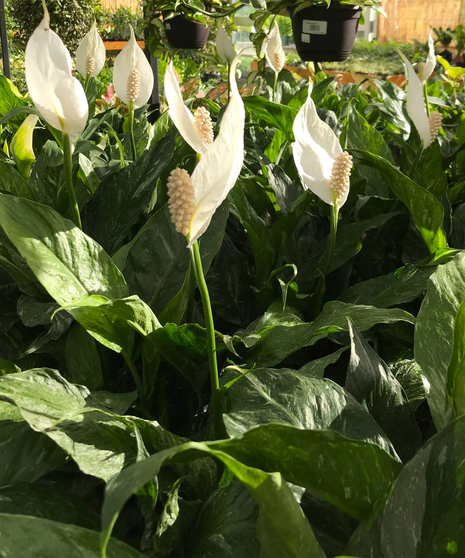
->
{"left": 166, "top": 22, "right": 171, "bottom": 30}
{"left": 301, "top": 33, "right": 311, "bottom": 43}
{"left": 303, "top": 20, "right": 328, "bottom": 35}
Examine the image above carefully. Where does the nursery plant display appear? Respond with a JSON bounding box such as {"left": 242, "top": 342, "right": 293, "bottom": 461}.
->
{"left": 1, "top": 6, "right": 465, "bottom": 558}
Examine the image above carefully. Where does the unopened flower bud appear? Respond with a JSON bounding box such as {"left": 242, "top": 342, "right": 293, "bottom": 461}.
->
{"left": 193, "top": 106, "right": 214, "bottom": 147}
{"left": 329, "top": 152, "right": 353, "bottom": 202}
{"left": 126, "top": 67, "right": 141, "bottom": 104}
{"left": 167, "top": 168, "right": 195, "bottom": 237}
{"left": 429, "top": 111, "right": 442, "bottom": 143}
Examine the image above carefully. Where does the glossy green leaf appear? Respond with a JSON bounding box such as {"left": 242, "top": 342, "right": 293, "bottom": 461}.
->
{"left": 356, "top": 151, "right": 447, "bottom": 253}
{"left": 82, "top": 128, "right": 176, "bottom": 254}
{"left": 415, "top": 251, "right": 465, "bottom": 430}
{"left": 190, "top": 480, "right": 259, "bottom": 558}
{"left": 389, "top": 359, "right": 429, "bottom": 409}
{"left": 447, "top": 294, "right": 465, "bottom": 417}
{"left": 243, "top": 301, "right": 415, "bottom": 367}
{"left": 346, "top": 321, "right": 421, "bottom": 461}
{"left": 346, "top": 106, "right": 394, "bottom": 162}
{"left": 0, "top": 513, "right": 145, "bottom": 558}
{"left": 346, "top": 413, "right": 465, "bottom": 557}
{"left": 65, "top": 323, "right": 103, "bottom": 390}
{"left": 0, "top": 194, "right": 128, "bottom": 308}
{"left": 102, "top": 440, "right": 326, "bottom": 558}
{"left": 0, "top": 159, "right": 36, "bottom": 199}
{"left": 0, "top": 75, "right": 25, "bottom": 121}
{"left": 222, "top": 367, "right": 395, "bottom": 456}
{"left": 243, "top": 97, "right": 297, "bottom": 140}
{"left": 413, "top": 141, "right": 448, "bottom": 199}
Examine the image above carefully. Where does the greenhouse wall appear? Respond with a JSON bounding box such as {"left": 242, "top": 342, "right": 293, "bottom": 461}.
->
{"left": 377, "top": 0, "right": 465, "bottom": 43}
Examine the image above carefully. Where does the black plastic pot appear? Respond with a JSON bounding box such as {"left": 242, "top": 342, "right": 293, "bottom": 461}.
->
{"left": 291, "top": 5, "right": 361, "bottom": 62}
{"left": 164, "top": 15, "right": 210, "bottom": 49}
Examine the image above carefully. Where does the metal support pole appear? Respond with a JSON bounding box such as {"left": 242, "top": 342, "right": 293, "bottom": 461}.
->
{"left": 0, "top": 0, "right": 11, "bottom": 79}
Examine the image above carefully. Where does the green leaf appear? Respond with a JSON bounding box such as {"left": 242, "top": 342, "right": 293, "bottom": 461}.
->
{"left": 0, "top": 400, "right": 66, "bottom": 487}
{"left": 82, "top": 128, "right": 176, "bottom": 254}
{"left": 346, "top": 321, "right": 421, "bottom": 462}
{"left": 389, "top": 359, "right": 429, "bottom": 409}
{"left": 0, "top": 368, "right": 181, "bottom": 481}
{"left": 0, "top": 513, "right": 145, "bottom": 558}
{"left": 190, "top": 480, "right": 259, "bottom": 558}
{"left": 0, "top": 159, "right": 36, "bottom": 199}
{"left": 0, "top": 483, "right": 100, "bottom": 530}
{"left": 222, "top": 367, "right": 395, "bottom": 456}
{"left": 355, "top": 151, "right": 447, "bottom": 253}
{"left": 0, "top": 194, "right": 128, "bottom": 308}
{"left": 10, "top": 114, "right": 38, "bottom": 180}
{"left": 243, "top": 301, "right": 415, "bottom": 367}
{"left": 0, "top": 358, "right": 20, "bottom": 375}
{"left": 0, "top": 75, "right": 25, "bottom": 122}
{"left": 297, "top": 348, "right": 347, "bottom": 378}
{"left": 114, "top": 201, "right": 228, "bottom": 316}
{"left": 243, "top": 96, "right": 297, "bottom": 140}
{"left": 101, "top": 425, "right": 401, "bottom": 554}
{"left": 415, "top": 251, "right": 465, "bottom": 430}
{"left": 65, "top": 323, "right": 103, "bottom": 390}
{"left": 346, "top": 414, "right": 465, "bottom": 557}
{"left": 447, "top": 294, "right": 465, "bottom": 417}
{"left": 413, "top": 141, "right": 448, "bottom": 199}
{"left": 345, "top": 106, "right": 394, "bottom": 163}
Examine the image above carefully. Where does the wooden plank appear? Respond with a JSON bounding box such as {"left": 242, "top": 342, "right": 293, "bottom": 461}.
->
{"left": 103, "top": 40, "right": 145, "bottom": 51}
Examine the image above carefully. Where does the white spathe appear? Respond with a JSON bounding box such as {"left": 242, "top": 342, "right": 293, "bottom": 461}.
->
{"left": 422, "top": 31, "right": 436, "bottom": 84}
{"left": 75, "top": 23, "right": 106, "bottom": 78}
{"left": 164, "top": 61, "right": 209, "bottom": 155}
{"left": 293, "top": 85, "right": 349, "bottom": 207}
{"left": 398, "top": 50, "right": 431, "bottom": 148}
{"left": 113, "top": 25, "right": 154, "bottom": 108}
{"left": 188, "top": 56, "right": 245, "bottom": 246}
{"left": 25, "top": 8, "right": 88, "bottom": 142}
{"left": 216, "top": 24, "right": 236, "bottom": 64}
{"left": 265, "top": 22, "right": 284, "bottom": 74}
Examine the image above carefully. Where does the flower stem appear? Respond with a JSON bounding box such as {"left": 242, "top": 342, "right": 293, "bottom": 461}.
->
{"left": 63, "top": 133, "right": 82, "bottom": 229}
{"left": 84, "top": 74, "right": 90, "bottom": 94}
{"left": 313, "top": 201, "right": 339, "bottom": 317}
{"left": 189, "top": 240, "right": 223, "bottom": 440}
{"left": 423, "top": 82, "right": 430, "bottom": 116}
{"left": 273, "top": 71, "right": 278, "bottom": 103}
{"left": 122, "top": 350, "right": 143, "bottom": 395}
{"left": 128, "top": 102, "right": 137, "bottom": 162}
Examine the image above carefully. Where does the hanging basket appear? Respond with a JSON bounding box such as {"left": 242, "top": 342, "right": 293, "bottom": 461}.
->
{"left": 164, "top": 15, "right": 210, "bottom": 49}
{"left": 291, "top": 4, "right": 362, "bottom": 62}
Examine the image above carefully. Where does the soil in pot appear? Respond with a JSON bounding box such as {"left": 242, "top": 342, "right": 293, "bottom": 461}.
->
{"left": 164, "top": 15, "right": 210, "bottom": 49}
{"left": 291, "top": 5, "right": 361, "bottom": 62}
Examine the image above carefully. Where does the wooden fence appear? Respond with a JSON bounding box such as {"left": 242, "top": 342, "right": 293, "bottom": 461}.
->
{"left": 377, "top": 0, "right": 465, "bottom": 43}
{"left": 100, "top": 0, "right": 141, "bottom": 12}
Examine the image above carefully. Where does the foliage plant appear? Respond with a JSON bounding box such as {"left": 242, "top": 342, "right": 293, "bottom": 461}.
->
{"left": 2, "top": 9, "right": 465, "bottom": 558}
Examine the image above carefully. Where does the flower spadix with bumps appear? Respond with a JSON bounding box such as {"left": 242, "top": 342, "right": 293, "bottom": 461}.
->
{"left": 75, "top": 23, "right": 106, "bottom": 79}
{"left": 166, "top": 56, "right": 245, "bottom": 246}
{"left": 25, "top": 4, "right": 88, "bottom": 143}
{"left": 113, "top": 25, "right": 154, "bottom": 108}
{"left": 293, "top": 85, "right": 353, "bottom": 207}
{"left": 398, "top": 48, "right": 442, "bottom": 148}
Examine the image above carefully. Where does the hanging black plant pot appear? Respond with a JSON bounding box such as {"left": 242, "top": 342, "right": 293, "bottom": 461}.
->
{"left": 164, "top": 15, "right": 210, "bottom": 49}
{"left": 290, "top": 4, "right": 362, "bottom": 62}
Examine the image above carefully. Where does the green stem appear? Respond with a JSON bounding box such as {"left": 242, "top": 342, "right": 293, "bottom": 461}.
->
{"left": 128, "top": 102, "right": 137, "bottom": 162}
{"left": 84, "top": 74, "right": 90, "bottom": 94}
{"left": 63, "top": 133, "right": 82, "bottom": 229}
{"left": 313, "top": 201, "right": 339, "bottom": 317}
{"left": 273, "top": 71, "right": 278, "bottom": 103}
{"left": 189, "top": 240, "right": 223, "bottom": 440}
{"left": 423, "top": 82, "right": 430, "bottom": 116}
{"left": 122, "top": 350, "right": 143, "bottom": 395}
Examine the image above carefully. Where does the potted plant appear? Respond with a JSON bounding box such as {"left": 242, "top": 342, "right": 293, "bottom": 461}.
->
{"left": 145, "top": 0, "right": 245, "bottom": 52}
{"left": 252, "top": 0, "right": 385, "bottom": 62}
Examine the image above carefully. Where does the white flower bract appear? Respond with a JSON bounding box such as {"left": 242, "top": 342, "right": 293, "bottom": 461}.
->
{"left": 293, "top": 85, "right": 351, "bottom": 207}
{"left": 113, "top": 25, "right": 154, "bottom": 108}
{"left": 25, "top": 7, "right": 88, "bottom": 142}
{"left": 216, "top": 24, "right": 236, "bottom": 64}
{"left": 75, "top": 23, "right": 106, "bottom": 78}
{"left": 265, "top": 23, "right": 285, "bottom": 74}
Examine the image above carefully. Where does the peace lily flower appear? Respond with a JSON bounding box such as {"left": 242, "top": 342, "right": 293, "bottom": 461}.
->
{"left": 398, "top": 50, "right": 442, "bottom": 149}
{"left": 11, "top": 114, "right": 39, "bottom": 180}
{"left": 113, "top": 25, "right": 154, "bottom": 108}
{"left": 216, "top": 24, "right": 236, "bottom": 64}
{"left": 265, "top": 22, "right": 285, "bottom": 75}
{"left": 418, "top": 31, "right": 436, "bottom": 84}
{"left": 166, "top": 56, "right": 244, "bottom": 247}
{"left": 75, "top": 23, "right": 106, "bottom": 79}
{"left": 293, "top": 85, "right": 353, "bottom": 208}
{"left": 164, "top": 61, "right": 212, "bottom": 156}
{"left": 25, "top": 5, "right": 88, "bottom": 143}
